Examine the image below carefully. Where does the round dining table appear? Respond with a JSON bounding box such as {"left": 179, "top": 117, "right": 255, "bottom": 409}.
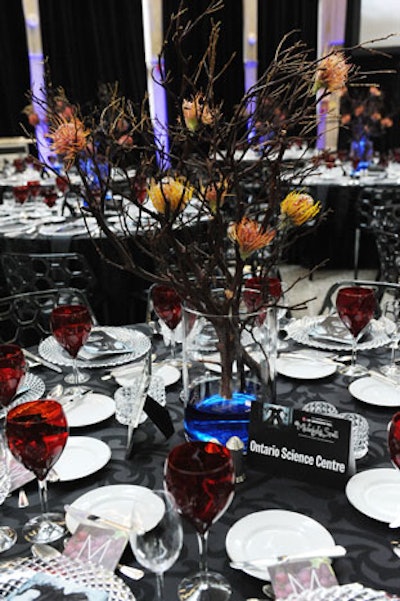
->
{"left": 1, "top": 323, "right": 400, "bottom": 600}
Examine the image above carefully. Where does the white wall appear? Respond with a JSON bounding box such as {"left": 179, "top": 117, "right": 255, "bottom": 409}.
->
{"left": 360, "top": 0, "right": 400, "bottom": 47}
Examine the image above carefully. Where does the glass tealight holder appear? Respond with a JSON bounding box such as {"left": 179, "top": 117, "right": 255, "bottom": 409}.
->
{"left": 339, "top": 412, "right": 369, "bottom": 460}
{"left": 114, "top": 375, "right": 166, "bottom": 426}
{"left": 302, "top": 401, "right": 339, "bottom": 416}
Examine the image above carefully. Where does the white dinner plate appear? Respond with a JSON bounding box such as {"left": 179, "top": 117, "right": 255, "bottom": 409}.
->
{"left": 113, "top": 363, "right": 180, "bottom": 388}
{"left": 66, "top": 484, "right": 165, "bottom": 534}
{"left": 348, "top": 376, "right": 400, "bottom": 407}
{"left": 65, "top": 393, "right": 115, "bottom": 428}
{"left": 346, "top": 468, "right": 400, "bottom": 523}
{"left": 38, "top": 326, "right": 151, "bottom": 369}
{"left": 54, "top": 436, "right": 111, "bottom": 481}
{"left": 225, "top": 509, "right": 336, "bottom": 580}
{"left": 286, "top": 315, "right": 392, "bottom": 352}
{"left": 153, "top": 364, "right": 180, "bottom": 386}
{"left": 276, "top": 356, "right": 337, "bottom": 379}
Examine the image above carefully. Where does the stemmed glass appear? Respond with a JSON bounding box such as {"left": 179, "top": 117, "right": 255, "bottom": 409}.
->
{"left": 129, "top": 489, "right": 183, "bottom": 601}
{"left": 381, "top": 299, "right": 400, "bottom": 381}
{"left": 6, "top": 399, "right": 69, "bottom": 543}
{"left": 0, "top": 344, "right": 26, "bottom": 551}
{"left": 0, "top": 432, "right": 17, "bottom": 552}
{"left": 150, "top": 284, "right": 182, "bottom": 364}
{"left": 165, "top": 441, "right": 235, "bottom": 601}
{"left": 388, "top": 412, "right": 400, "bottom": 471}
{"left": 335, "top": 286, "right": 376, "bottom": 377}
{"left": 50, "top": 304, "right": 92, "bottom": 394}
{"left": 12, "top": 185, "right": 29, "bottom": 205}
{"left": 0, "top": 344, "right": 27, "bottom": 417}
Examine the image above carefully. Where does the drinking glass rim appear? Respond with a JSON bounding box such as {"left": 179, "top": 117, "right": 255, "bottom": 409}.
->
{"left": 166, "top": 441, "right": 233, "bottom": 476}
{"left": 6, "top": 399, "right": 66, "bottom": 423}
{"left": 51, "top": 304, "right": 90, "bottom": 316}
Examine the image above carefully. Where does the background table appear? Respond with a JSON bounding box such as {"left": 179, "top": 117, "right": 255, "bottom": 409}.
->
{"left": 1, "top": 330, "right": 400, "bottom": 600}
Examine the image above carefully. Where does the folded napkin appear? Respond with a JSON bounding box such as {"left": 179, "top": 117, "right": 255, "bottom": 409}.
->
{"left": 308, "top": 315, "right": 371, "bottom": 345}
{"left": 79, "top": 330, "right": 135, "bottom": 359}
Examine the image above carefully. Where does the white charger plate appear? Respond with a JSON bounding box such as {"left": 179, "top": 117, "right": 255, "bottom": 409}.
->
{"left": 0, "top": 556, "right": 135, "bottom": 600}
{"left": 225, "top": 509, "right": 335, "bottom": 580}
{"left": 10, "top": 373, "right": 45, "bottom": 408}
{"left": 39, "top": 326, "right": 151, "bottom": 369}
{"left": 65, "top": 393, "right": 115, "bottom": 428}
{"left": 286, "top": 315, "right": 392, "bottom": 352}
{"left": 348, "top": 376, "right": 400, "bottom": 407}
{"left": 66, "top": 484, "right": 164, "bottom": 534}
{"left": 54, "top": 436, "right": 111, "bottom": 481}
{"left": 346, "top": 468, "right": 400, "bottom": 523}
{"left": 276, "top": 356, "right": 337, "bottom": 379}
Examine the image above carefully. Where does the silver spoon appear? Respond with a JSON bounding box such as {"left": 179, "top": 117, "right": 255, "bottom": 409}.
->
{"left": 32, "top": 542, "right": 144, "bottom": 581}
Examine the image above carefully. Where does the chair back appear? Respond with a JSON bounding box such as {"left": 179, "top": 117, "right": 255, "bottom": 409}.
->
{"left": 0, "top": 252, "right": 97, "bottom": 296}
{"left": 0, "top": 288, "right": 97, "bottom": 347}
{"left": 318, "top": 279, "right": 400, "bottom": 316}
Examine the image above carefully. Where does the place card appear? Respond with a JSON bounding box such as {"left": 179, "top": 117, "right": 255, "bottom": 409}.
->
{"left": 247, "top": 403, "right": 355, "bottom": 488}
{"left": 63, "top": 522, "right": 128, "bottom": 572}
{"left": 269, "top": 558, "right": 338, "bottom": 600}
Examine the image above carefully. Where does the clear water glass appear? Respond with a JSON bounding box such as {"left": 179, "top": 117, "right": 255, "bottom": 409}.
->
{"left": 130, "top": 489, "right": 183, "bottom": 601}
{"left": 0, "top": 432, "right": 17, "bottom": 551}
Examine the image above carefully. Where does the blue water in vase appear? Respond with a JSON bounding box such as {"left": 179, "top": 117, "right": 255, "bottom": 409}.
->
{"left": 184, "top": 391, "right": 255, "bottom": 448}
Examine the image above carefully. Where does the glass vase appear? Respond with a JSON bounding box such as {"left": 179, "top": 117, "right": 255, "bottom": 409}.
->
{"left": 182, "top": 291, "right": 277, "bottom": 449}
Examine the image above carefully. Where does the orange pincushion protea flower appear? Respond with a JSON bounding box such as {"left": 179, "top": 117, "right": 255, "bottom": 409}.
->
{"left": 314, "top": 51, "right": 350, "bottom": 93}
{"left": 182, "top": 94, "right": 215, "bottom": 131}
{"left": 280, "top": 191, "right": 321, "bottom": 227}
{"left": 228, "top": 217, "right": 276, "bottom": 260}
{"left": 202, "top": 180, "right": 228, "bottom": 214}
{"left": 148, "top": 177, "right": 193, "bottom": 214}
{"left": 48, "top": 116, "right": 90, "bottom": 167}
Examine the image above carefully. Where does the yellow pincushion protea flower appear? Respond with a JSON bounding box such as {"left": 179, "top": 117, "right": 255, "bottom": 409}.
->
{"left": 314, "top": 51, "right": 350, "bottom": 94}
{"left": 48, "top": 116, "right": 90, "bottom": 167}
{"left": 228, "top": 217, "right": 276, "bottom": 260}
{"left": 280, "top": 191, "right": 321, "bottom": 227}
{"left": 148, "top": 177, "right": 193, "bottom": 214}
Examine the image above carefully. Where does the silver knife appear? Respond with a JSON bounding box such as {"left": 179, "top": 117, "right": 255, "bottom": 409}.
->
{"left": 23, "top": 349, "right": 63, "bottom": 373}
{"left": 65, "top": 504, "right": 131, "bottom": 533}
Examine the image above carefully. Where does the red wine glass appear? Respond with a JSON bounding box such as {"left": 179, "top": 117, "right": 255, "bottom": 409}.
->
{"left": 336, "top": 286, "right": 376, "bottom": 377}
{"left": 165, "top": 441, "right": 235, "bottom": 601}
{"left": 6, "top": 399, "right": 69, "bottom": 543}
{"left": 0, "top": 344, "right": 25, "bottom": 552}
{"left": 150, "top": 284, "right": 182, "bottom": 364}
{"left": 42, "top": 186, "right": 58, "bottom": 209}
{"left": 0, "top": 344, "right": 26, "bottom": 414}
{"left": 27, "top": 180, "right": 41, "bottom": 199}
{"left": 50, "top": 304, "right": 92, "bottom": 393}
{"left": 12, "top": 185, "right": 29, "bottom": 205}
{"left": 388, "top": 412, "right": 400, "bottom": 471}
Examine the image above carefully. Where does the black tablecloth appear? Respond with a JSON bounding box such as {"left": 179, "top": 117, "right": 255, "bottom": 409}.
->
{"left": 1, "top": 332, "right": 400, "bottom": 600}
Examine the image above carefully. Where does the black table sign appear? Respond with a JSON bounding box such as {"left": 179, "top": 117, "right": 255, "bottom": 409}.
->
{"left": 247, "top": 403, "right": 355, "bottom": 488}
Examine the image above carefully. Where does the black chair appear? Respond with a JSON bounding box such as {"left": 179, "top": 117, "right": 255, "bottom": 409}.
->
{"left": 352, "top": 186, "right": 399, "bottom": 280}
{"left": 0, "top": 288, "right": 97, "bottom": 347}
{"left": 0, "top": 252, "right": 105, "bottom": 323}
{"left": 318, "top": 279, "right": 400, "bottom": 315}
